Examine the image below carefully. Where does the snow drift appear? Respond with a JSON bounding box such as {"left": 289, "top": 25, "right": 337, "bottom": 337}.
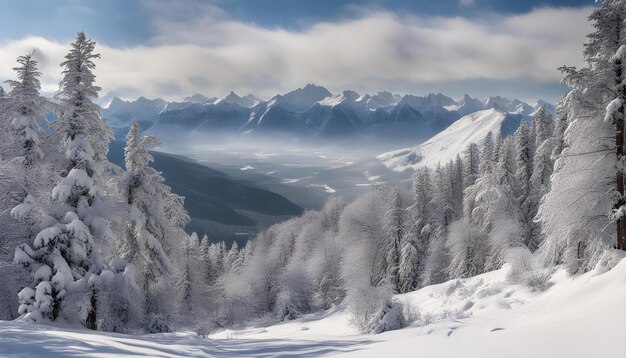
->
{"left": 2, "top": 254, "right": 625, "bottom": 357}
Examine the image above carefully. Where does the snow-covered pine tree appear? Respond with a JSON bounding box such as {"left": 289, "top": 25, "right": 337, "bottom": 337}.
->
{"left": 533, "top": 107, "right": 555, "bottom": 149}
{"left": 435, "top": 163, "right": 454, "bottom": 229}
{"left": 493, "top": 134, "right": 504, "bottom": 164}
{"left": 384, "top": 189, "right": 405, "bottom": 293}
{"left": 539, "top": 0, "right": 626, "bottom": 272}
{"left": 552, "top": 103, "right": 569, "bottom": 158}
{"left": 225, "top": 242, "right": 240, "bottom": 273}
{"left": 119, "top": 120, "right": 189, "bottom": 330}
{"left": 199, "top": 234, "right": 214, "bottom": 285}
{"left": 479, "top": 132, "right": 495, "bottom": 175}
{"left": 515, "top": 121, "right": 535, "bottom": 249}
{"left": 464, "top": 132, "right": 495, "bottom": 234}
{"left": 12, "top": 32, "right": 122, "bottom": 329}
{"left": 422, "top": 164, "right": 452, "bottom": 285}
{"left": 455, "top": 133, "right": 497, "bottom": 279}
{"left": 527, "top": 109, "right": 556, "bottom": 252}
{"left": 463, "top": 142, "right": 480, "bottom": 188}
{"left": 4, "top": 52, "right": 46, "bottom": 169}
{"left": 5, "top": 52, "right": 51, "bottom": 245}
{"left": 452, "top": 155, "right": 465, "bottom": 216}
{"left": 467, "top": 135, "right": 522, "bottom": 272}
{"left": 446, "top": 217, "right": 483, "bottom": 278}
{"left": 399, "top": 168, "right": 433, "bottom": 292}
{"left": 176, "top": 232, "right": 202, "bottom": 321}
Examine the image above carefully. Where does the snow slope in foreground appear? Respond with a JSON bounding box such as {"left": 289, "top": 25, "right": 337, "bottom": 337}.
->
{"left": 378, "top": 108, "right": 526, "bottom": 171}
{"left": 2, "top": 255, "right": 625, "bottom": 357}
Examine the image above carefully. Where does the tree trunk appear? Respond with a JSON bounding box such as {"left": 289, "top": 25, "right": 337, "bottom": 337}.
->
{"left": 617, "top": 57, "right": 626, "bottom": 251}
{"left": 86, "top": 290, "right": 97, "bottom": 330}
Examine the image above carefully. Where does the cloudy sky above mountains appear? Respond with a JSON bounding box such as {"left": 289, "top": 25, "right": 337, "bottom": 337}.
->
{"left": 0, "top": 0, "right": 594, "bottom": 102}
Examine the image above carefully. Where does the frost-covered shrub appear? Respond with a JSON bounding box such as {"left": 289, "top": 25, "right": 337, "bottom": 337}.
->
{"left": 275, "top": 266, "right": 313, "bottom": 321}
{"left": 59, "top": 278, "right": 92, "bottom": 326}
{"left": 366, "top": 298, "right": 406, "bottom": 334}
{"left": 0, "top": 263, "right": 29, "bottom": 320}
{"left": 593, "top": 249, "right": 626, "bottom": 275}
{"left": 506, "top": 247, "right": 551, "bottom": 291}
{"left": 93, "top": 260, "right": 140, "bottom": 333}
{"left": 399, "top": 298, "right": 421, "bottom": 325}
{"left": 146, "top": 313, "right": 173, "bottom": 333}
{"left": 347, "top": 284, "right": 392, "bottom": 332}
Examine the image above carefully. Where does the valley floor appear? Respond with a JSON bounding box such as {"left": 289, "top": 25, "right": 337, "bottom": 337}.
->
{"left": 2, "top": 257, "right": 625, "bottom": 358}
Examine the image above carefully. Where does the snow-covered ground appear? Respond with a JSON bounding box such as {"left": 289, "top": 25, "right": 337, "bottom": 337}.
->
{"left": 2, "top": 257, "right": 625, "bottom": 357}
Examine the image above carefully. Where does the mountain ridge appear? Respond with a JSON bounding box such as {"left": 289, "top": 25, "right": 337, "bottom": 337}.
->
{"left": 101, "top": 85, "right": 552, "bottom": 142}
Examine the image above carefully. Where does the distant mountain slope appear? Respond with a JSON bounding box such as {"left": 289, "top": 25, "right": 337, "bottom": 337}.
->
{"left": 107, "top": 141, "right": 303, "bottom": 244}
{"left": 379, "top": 108, "right": 530, "bottom": 172}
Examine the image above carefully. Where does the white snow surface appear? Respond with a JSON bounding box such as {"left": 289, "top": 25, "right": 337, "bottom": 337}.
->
{"left": 2, "top": 257, "right": 625, "bottom": 357}
{"left": 378, "top": 108, "right": 509, "bottom": 171}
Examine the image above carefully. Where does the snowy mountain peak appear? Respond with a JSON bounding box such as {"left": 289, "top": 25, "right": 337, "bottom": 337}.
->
{"left": 425, "top": 92, "right": 457, "bottom": 107}
{"left": 483, "top": 96, "right": 534, "bottom": 115}
{"left": 455, "top": 94, "right": 484, "bottom": 116}
{"left": 319, "top": 90, "right": 361, "bottom": 107}
{"left": 378, "top": 108, "right": 528, "bottom": 171}
{"left": 533, "top": 99, "right": 557, "bottom": 117}
{"left": 183, "top": 93, "right": 217, "bottom": 104}
{"left": 272, "top": 84, "right": 333, "bottom": 112}
{"left": 361, "top": 91, "right": 399, "bottom": 110}
{"left": 97, "top": 91, "right": 122, "bottom": 109}
{"left": 219, "top": 91, "right": 259, "bottom": 107}
{"left": 342, "top": 90, "right": 360, "bottom": 102}
{"left": 398, "top": 93, "right": 457, "bottom": 113}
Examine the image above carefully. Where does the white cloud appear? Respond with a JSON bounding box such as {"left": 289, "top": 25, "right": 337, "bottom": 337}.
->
{"left": 459, "top": 0, "right": 475, "bottom": 7}
{"left": 0, "top": 6, "right": 592, "bottom": 101}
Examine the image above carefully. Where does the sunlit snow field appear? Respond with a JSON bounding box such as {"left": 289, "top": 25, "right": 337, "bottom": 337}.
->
{"left": 2, "top": 255, "right": 624, "bottom": 357}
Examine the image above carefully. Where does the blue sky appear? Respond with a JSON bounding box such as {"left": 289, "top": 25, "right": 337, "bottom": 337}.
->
{"left": 0, "top": 0, "right": 596, "bottom": 102}
{"left": 0, "top": 0, "right": 593, "bottom": 45}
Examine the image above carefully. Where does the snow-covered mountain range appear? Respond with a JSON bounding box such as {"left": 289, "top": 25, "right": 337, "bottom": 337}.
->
{"left": 379, "top": 107, "right": 531, "bottom": 171}
{"left": 101, "top": 84, "right": 553, "bottom": 141}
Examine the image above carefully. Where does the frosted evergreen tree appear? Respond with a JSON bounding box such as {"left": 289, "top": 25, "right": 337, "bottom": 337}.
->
{"left": 13, "top": 33, "right": 121, "bottom": 329}
{"left": 446, "top": 217, "right": 484, "bottom": 278}
{"left": 119, "top": 121, "right": 189, "bottom": 330}
{"left": 5, "top": 53, "right": 51, "bottom": 249}
{"left": 434, "top": 163, "right": 454, "bottom": 229}
{"left": 479, "top": 132, "right": 495, "bottom": 175}
{"left": 539, "top": 0, "right": 626, "bottom": 272}
{"left": 225, "top": 242, "right": 240, "bottom": 273}
{"left": 4, "top": 52, "right": 46, "bottom": 169}
{"left": 515, "top": 121, "right": 535, "bottom": 248}
{"left": 527, "top": 110, "right": 556, "bottom": 252}
{"left": 422, "top": 165, "right": 453, "bottom": 285}
{"left": 176, "top": 233, "right": 202, "bottom": 320}
{"left": 384, "top": 189, "right": 405, "bottom": 293}
{"left": 199, "top": 234, "right": 214, "bottom": 285}
{"left": 469, "top": 136, "right": 521, "bottom": 271}
{"left": 399, "top": 168, "right": 433, "bottom": 292}
{"left": 465, "top": 132, "right": 496, "bottom": 219}
{"left": 533, "top": 107, "right": 554, "bottom": 149}
{"left": 452, "top": 155, "right": 465, "bottom": 216}
{"left": 552, "top": 103, "right": 569, "bottom": 158}
{"left": 493, "top": 134, "right": 504, "bottom": 164}
{"left": 463, "top": 142, "right": 480, "bottom": 188}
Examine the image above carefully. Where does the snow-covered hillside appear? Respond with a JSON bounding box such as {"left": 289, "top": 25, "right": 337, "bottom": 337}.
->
{"left": 378, "top": 108, "right": 528, "bottom": 171}
{"left": 2, "top": 255, "right": 624, "bottom": 357}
